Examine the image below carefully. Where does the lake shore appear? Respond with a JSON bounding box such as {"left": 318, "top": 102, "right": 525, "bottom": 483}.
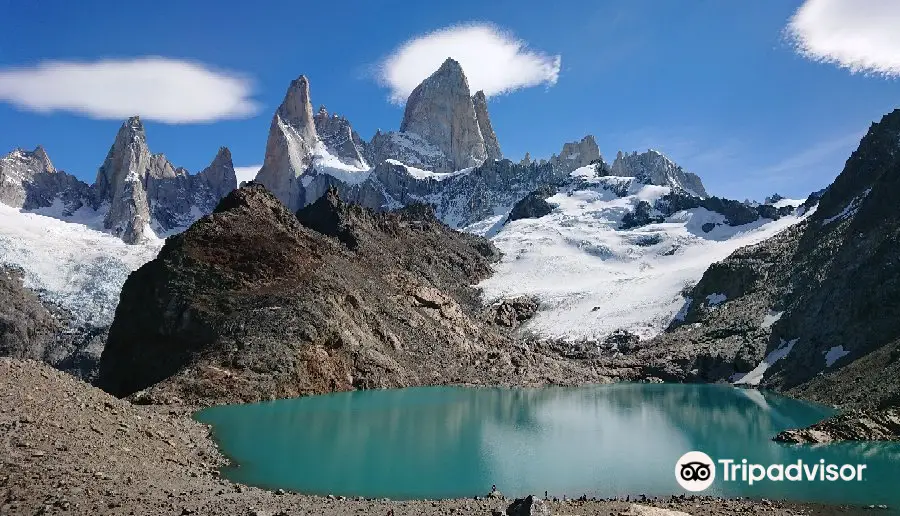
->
{"left": 2, "top": 358, "right": 893, "bottom": 516}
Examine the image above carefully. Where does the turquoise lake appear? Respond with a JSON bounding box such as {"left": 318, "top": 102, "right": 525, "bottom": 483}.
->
{"left": 195, "top": 384, "right": 900, "bottom": 507}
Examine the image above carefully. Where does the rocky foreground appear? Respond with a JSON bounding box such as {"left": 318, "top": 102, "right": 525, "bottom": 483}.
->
{"left": 774, "top": 409, "right": 900, "bottom": 444}
{"left": 1, "top": 358, "right": 879, "bottom": 516}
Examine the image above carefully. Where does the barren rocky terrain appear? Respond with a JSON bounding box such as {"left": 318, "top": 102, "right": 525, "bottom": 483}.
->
{"left": 1, "top": 358, "right": 880, "bottom": 516}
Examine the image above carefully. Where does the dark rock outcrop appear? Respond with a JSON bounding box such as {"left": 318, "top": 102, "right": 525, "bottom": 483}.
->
{"left": 507, "top": 186, "right": 556, "bottom": 223}
{"left": 488, "top": 296, "right": 539, "bottom": 328}
{"left": 506, "top": 495, "right": 550, "bottom": 516}
{"left": 621, "top": 200, "right": 659, "bottom": 229}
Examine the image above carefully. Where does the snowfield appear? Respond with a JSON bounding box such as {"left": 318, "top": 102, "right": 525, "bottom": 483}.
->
{"left": 0, "top": 203, "right": 162, "bottom": 327}
{"left": 476, "top": 166, "right": 810, "bottom": 341}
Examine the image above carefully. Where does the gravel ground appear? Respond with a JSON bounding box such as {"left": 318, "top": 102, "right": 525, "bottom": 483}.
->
{"left": 0, "top": 358, "right": 884, "bottom": 516}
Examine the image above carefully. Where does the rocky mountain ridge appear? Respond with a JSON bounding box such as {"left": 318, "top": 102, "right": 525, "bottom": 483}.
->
{"left": 0, "top": 146, "right": 95, "bottom": 215}
{"left": 97, "top": 184, "right": 605, "bottom": 405}
{"left": 638, "top": 109, "right": 900, "bottom": 414}
{"left": 253, "top": 62, "right": 713, "bottom": 230}
{"left": 608, "top": 149, "right": 708, "bottom": 197}
{"left": 0, "top": 116, "right": 238, "bottom": 244}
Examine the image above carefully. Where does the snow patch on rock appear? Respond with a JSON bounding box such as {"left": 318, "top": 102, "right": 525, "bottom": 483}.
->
{"left": 824, "top": 345, "right": 851, "bottom": 367}
{"left": 733, "top": 338, "right": 798, "bottom": 386}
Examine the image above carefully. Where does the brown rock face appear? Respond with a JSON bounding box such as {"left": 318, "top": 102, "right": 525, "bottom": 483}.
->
{"left": 0, "top": 267, "right": 61, "bottom": 362}
{"left": 97, "top": 183, "right": 508, "bottom": 405}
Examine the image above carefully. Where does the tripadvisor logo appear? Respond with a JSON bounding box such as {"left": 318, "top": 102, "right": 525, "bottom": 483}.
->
{"left": 675, "top": 451, "right": 716, "bottom": 491}
{"left": 675, "top": 451, "right": 867, "bottom": 492}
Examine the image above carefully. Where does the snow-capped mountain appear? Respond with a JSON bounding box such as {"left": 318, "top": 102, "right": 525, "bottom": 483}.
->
{"left": 609, "top": 149, "right": 708, "bottom": 198}
{"left": 0, "top": 118, "right": 237, "bottom": 341}
{"left": 476, "top": 166, "right": 805, "bottom": 340}
{"left": 95, "top": 116, "right": 238, "bottom": 243}
{"left": 244, "top": 60, "right": 810, "bottom": 342}
{"left": 0, "top": 58, "right": 811, "bottom": 377}
{"left": 253, "top": 60, "right": 715, "bottom": 231}
{"left": 1, "top": 117, "right": 237, "bottom": 244}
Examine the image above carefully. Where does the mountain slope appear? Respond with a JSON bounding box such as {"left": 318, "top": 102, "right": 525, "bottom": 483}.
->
{"left": 643, "top": 109, "right": 900, "bottom": 410}
{"left": 97, "top": 184, "right": 607, "bottom": 405}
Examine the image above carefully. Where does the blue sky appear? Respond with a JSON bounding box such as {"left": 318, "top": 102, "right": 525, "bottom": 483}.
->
{"left": 1, "top": 0, "right": 898, "bottom": 200}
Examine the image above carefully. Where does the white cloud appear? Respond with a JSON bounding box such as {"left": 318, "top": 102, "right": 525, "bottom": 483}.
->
{"left": 0, "top": 57, "right": 259, "bottom": 123}
{"left": 234, "top": 165, "right": 261, "bottom": 184}
{"left": 378, "top": 23, "right": 561, "bottom": 103}
{"left": 786, "top": 0, "right": 900, "bottom": 77}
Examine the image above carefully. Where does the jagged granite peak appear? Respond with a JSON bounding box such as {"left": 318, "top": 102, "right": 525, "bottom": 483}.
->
{"left": 472, "top": 90, "right": 502, "bottom": 160}
{"left": 195, "top": 147, "right": 239, "bottom": 201}
{"left": 145, "top": 146, "right": 238, "bottom": 233}
{"left": 0, "top": 146, "right": 96, "bottom": 215}
{"left": 610, "top": 149, "right": 708, "bottom": 197}
{"left": 313, "top": 106, "right": 369, "bottom": 168}
{"left": 399, "top": 57, "right": 488, "bottom": 169}
{"left": 95, "top": 116, "right": 163, "bottom": 243}
{"left": 277, "top": 75, "right": 317, "bottom": 142}
{"left": 551, "top": 135, "right": 601, "bottom": 170}
{"left": 255, "top": 75, "right": 321, "bottom": 211}
{"left": 93, "top": 116, "right": 237, "bottom": 243}
{"left": 1, "top": 147, "right": 55, "bottom": 206}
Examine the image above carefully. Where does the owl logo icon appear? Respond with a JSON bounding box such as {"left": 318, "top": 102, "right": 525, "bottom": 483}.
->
{"left": 675, "top": 451, "right": 716, "bottom": 491}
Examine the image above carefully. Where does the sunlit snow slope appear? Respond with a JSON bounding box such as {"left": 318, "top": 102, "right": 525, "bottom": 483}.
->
{"left": 0, "top": 204, "right": 162, "bottom": 326}
{"left": 476, "top": 166, "right": 808, "bottom": 341}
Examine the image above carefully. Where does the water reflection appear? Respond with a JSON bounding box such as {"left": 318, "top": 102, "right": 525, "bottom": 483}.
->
{"left": 196, "top": 384, "right": 900, "bottom": 506}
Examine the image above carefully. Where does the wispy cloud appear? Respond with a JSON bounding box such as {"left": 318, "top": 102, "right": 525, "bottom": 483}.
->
{"left": 786, "top": 0, "right": 900, "bottom": 77}
{"left": 0, "top": 57, "right": 259, "bottom": 123}
{"left": 755, "top": 131, "right": 862, "bottom": 177}
{"left": 234, "top": 165, "right": 261, "bottom": 184}
{"left": 377, "top": 23, "right": 561, "bottom": 103}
